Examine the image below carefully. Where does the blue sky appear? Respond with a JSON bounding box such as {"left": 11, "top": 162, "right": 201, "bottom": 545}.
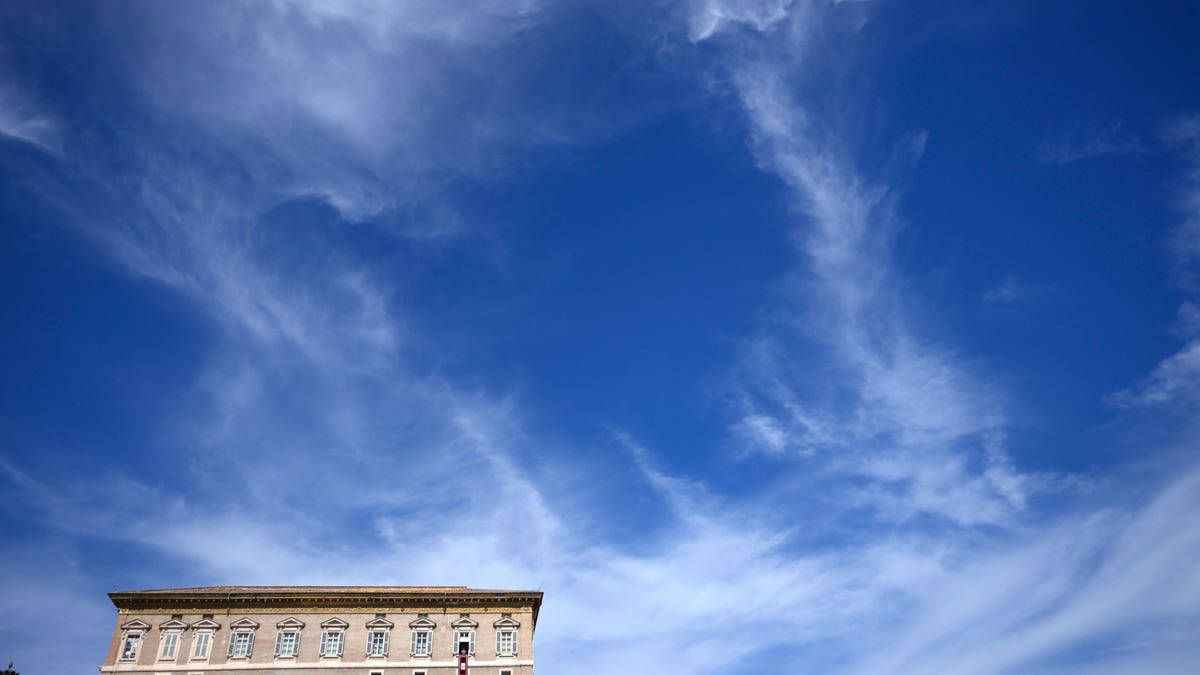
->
{"left": 3, "top": 1, "right": 1200, "bottom": 673}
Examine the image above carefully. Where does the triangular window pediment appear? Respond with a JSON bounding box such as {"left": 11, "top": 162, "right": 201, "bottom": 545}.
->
{"left": 451, "top": 617, "right": 479, "bottom": 629}
{"left": 158, "top": 618, "right": 189, "bottom": 631}
{"left": 365, "top": 617, "right": 394, "bottom": 629}
{"left": 120, "top": 619, "right": 151, "bottom": 632}
{"left": 276, "top": 617, "right": 305, "bottom": 629}
{"left": 321, "top": 618, "right": 349, "bottom": 630}
{"left": 493, "top": 617, "right": 521, "bottom": 629}
{"left": 192, "top": 618, "right": 220, "bottom": 631}
{"left": 229, "top": 618, "right": 260, "bottom": 630}
{"left": 408, "top": 617, "right": 437, "bottom": 629}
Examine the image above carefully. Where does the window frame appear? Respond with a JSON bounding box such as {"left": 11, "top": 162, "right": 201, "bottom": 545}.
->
{"left": 453, "top": 629, "right": 476, "bottom": 655}
{"left": 495, "top": 629, "right": 518, "bottom": 657}
{"left": 319, "top": 617, "right": 348, "bottom": 659}
{"left": 274, "top": 629, "right": 301, "bottom": 658}
{"left": 190, "top": 631, "right": 213, "bottom": 660}
{"left": 118, "top": 619, "right": 150, "bottom": 662}
{"left": 226, "top": 618, "right": 259, "bottom": 660}
{"left": 319, "top": 630, "right": 345, "bottom": 658}
{"left": 228, "top": 631, "right": 255, "bottom": 658}
{"left": 158, "top": 631, "right": 181, "bottom": 660}
{"left": 120, "top": 632, "right": 143, "bottom": 661}
{"left": 365, "top": 616, "right": 393, "bottom": 658}
{"left": 410, "top": 629, "right": 432, "bottom": 657}
{"left": 272, "top": 617, "right": 304, "bottom": 659}
{"left": 367, "top": 629, "right": 390, "bottom": 657}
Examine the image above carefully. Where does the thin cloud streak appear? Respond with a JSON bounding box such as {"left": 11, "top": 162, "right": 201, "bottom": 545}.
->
{"left": 701, "top": 4, "right": 1025, "bottom": 525}
{"left": 0, "top": 83, "right": 60, "bottom": 152}
{"left": 847, "top": 464, "right": 1200, "bottom": 675}
{"left": 1112, "top": 115, "right": 1200, "bottom": 409}
{"left": 1035, "top": 121, "right": 1147, "bottom": 165}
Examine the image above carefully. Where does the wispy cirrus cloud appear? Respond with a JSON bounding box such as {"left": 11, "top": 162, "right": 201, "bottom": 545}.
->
{"left": 690, "top": 3, "right": 1200, "bottom": 671}
{"left": 697, "top": 2, "right": 1027, "bottom": 526}
{"left": 846, "top": 464, "right": 1200, "bottom": 675}
{"left": 3, "top": 3, "right": 1200, "bottom": 675}
{"left": 1035, "top": 120, "right": 1147, "bottom": 165}
{"left": 1111, "top": 115, "right": 1200, "bottom": 410}
{"left": 0, "top": 83, "right": 59, "bottom": 152}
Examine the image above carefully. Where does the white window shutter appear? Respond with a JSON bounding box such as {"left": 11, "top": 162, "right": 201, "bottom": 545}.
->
{"left": 248, "top": 632, "right": 255, "bottom": 656}
{"left": 411, "top": 631, "right": 418, "bottom": 654}
{"left": 470, "top": 631, "right": 476, "bottom": 654}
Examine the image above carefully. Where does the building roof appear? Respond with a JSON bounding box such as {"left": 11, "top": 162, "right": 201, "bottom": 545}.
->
{"left": 109, "top": 586, "right": 543, "bottom": 626}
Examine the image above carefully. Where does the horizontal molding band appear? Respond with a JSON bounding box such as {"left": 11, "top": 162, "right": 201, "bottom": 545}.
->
{"left": 100, "top": 658, "right": 533, "bottom": 672}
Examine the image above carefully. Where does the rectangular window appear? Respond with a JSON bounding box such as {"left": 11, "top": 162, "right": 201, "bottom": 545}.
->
{"left": 496, "top": 630, "right": 517, "bottom": 656}
{"left": 228, "top": 631, "right": 254, "bottom": 658}
{"left": 159, "top": 632, "right": 179, "bottom": 659}
{"left": 368, "top": 630, "right": 389, "bottom": 656}
{"left": 320, "top": 631, "right": 344, "bottom": 657}
{"left": 275, "top": 631, "right": 300, "bottom": 657}
{"left": 191, "top": 633, "right": 211, "bottom": 659}
{"left": 410, "top": 630, "right": 431, "bottom": 656}
{"left": 501, "top": 671, "right": 513, "bottom": 675}
{"left": 454, "top": 630, "right": 475, "bottom": 655}
{"left": 121, "top": 634, "right": 141, "bottom": 660}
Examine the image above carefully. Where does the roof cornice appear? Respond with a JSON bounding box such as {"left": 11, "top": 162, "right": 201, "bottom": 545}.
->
{"left": 108, "top": 587, "right": 543, "bottom": 627}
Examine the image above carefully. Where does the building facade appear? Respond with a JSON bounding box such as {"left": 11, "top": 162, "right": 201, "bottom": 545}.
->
{"left": 99, "top": 586, "right": 541, "bottom": 675}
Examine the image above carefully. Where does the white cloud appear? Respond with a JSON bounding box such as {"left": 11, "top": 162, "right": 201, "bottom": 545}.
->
{"left": 1110, "top": 341, "right": 1200, "bottom": 409}
{"left": 847, "top": 465, "right": 1200, "bottom": 675}
{"left": 3, "top": 4, "right": 1199, "bottom": 675}
{"left": 705, "top": 7, "right": 1027, "bottom": 524}
{"left": 687, "top": 0, "right": 795, "bottom": 41}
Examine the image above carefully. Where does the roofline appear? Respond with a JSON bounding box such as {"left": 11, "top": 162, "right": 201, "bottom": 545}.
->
{"left": 108, "top": 587, "right": 543, "bottom": 627}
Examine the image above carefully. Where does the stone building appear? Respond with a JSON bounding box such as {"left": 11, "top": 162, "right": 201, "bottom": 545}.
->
{"left": 99, "top": 586, "right": 542, "bottom": 675}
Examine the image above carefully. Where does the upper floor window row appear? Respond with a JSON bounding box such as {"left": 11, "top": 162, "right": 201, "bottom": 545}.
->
{"left": 118, "top": 614, "right": 522, "bottom": 661}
